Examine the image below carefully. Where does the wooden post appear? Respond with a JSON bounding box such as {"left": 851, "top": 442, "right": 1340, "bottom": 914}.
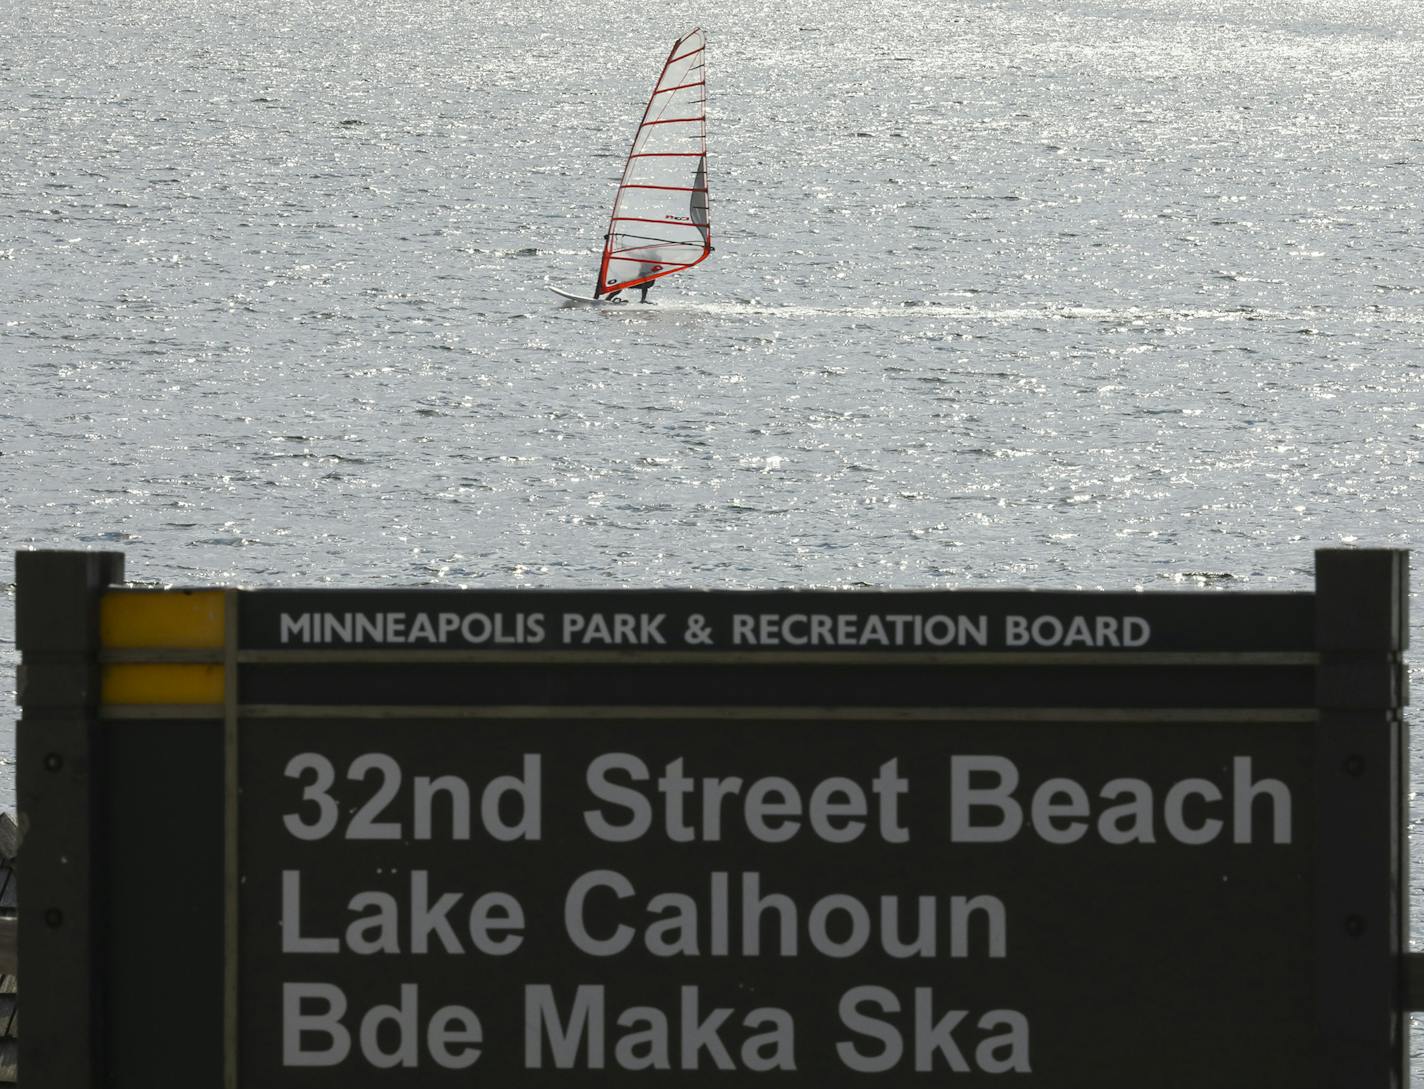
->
{"left": 1313, "top": 548, "right": 1409, "bottom": 1087}
{"left": 16, "top": 550, "right": 124, "bottom": 1089}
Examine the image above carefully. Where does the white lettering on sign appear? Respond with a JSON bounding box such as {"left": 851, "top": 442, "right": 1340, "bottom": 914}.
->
{"left": 273, "top": 746, "right": 1298, "bottom": 1074}
{"left": 278, "top": 611, "right": 546, "bottom": 645}
{"left": 1002, "top": 614, "right": 1150, "bottom": 647}
{"left": 281, "top": 752, "right": 542, "bottom": 842}
{"left": 948, "top": 755, "right": 1291, "bottom": 845}
{"left": 730, "top": 613, "right": 989, "bottom": 648}
{"left": 525, "top": 984, "right": 796, "bottom": 1071}
{"left": 282, "top": 982, "right": 483, "bottom": 1069}
{"left": 275, "top": 609, "right": 1158, "bottom": 648}
{"left": 561, "top": 612, "right": 668, "bottom": 645}
{"left": 561, "top": 869, "right": 1006, "bottom": 960}
{"left": 582, "top": 754, "right": 909, "bottom": 844}
{"left": 281, "top": 869, "right": 526, "bottom": 956}
{"left": 836, "top": 988, "right": 1030, "bottom": 1073}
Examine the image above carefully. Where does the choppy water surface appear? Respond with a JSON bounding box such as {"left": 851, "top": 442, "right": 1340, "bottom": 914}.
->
{"left": 3, "top": 0, "right": 1423, "bottom": 1067}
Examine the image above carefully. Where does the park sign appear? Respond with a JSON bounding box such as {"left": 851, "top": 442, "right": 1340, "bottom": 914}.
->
{"left": 13, "top": 549, "right": 1410, "bottom": 1088}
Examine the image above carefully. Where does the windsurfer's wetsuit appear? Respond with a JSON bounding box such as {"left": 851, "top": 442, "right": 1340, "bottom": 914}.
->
{"left": 638, "top": 283, "right": 651, "bottom": 303}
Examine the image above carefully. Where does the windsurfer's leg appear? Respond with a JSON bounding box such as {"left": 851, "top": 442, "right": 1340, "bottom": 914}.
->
{"left": 639, "top": 284, "right": 650, "bottom": 303}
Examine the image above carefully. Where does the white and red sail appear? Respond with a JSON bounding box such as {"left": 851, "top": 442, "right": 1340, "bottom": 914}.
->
{"left": 594, "top": 28, "right": 711, "bottom": 297}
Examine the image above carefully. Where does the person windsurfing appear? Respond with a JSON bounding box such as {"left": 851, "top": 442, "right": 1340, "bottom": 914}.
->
{"left": 634, "top": 260, "right": 657, "bottom": 303}
{"left": 557, "top": 29, "right": 711, "bottom": 307}
{"left": 600, "top": 282, "right": 649, "bottom": 304}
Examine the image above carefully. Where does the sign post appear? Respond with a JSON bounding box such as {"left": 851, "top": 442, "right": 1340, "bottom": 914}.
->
{"left": 15, "top": 550, "right": 124, "bottom": 1089}
{"left": 15, "top": 549, "right": 1411, "bottom": 1087}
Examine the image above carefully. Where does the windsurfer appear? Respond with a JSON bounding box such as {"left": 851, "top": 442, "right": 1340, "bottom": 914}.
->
{"left": 559, "top": 28, "right": 709, "bottom": 307}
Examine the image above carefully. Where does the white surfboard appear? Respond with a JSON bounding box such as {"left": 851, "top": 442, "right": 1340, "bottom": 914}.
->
{"left": 549, "top": 287, "right": 610, "bottom": 305}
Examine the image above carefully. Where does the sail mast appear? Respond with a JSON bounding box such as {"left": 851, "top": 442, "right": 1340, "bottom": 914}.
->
{"left": 594, "top": 29, "right": 711, "bottom": 298}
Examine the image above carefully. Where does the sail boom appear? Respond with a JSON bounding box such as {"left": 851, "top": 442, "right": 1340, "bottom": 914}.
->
{"left": 600, "top": 248, "right": 711, "bottom": 294}
{"left": 607, "top": 255, "right": 699, "bottom": 266}
{"left": 610, "top": 215, "right": 707, "bottom": 226}
{"left": 607, "top": 237, "right": 705, "bottom": 251}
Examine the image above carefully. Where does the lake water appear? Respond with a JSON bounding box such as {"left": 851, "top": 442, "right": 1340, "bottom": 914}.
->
{"left": 3, "top": 0, "right": 1422, "bottom": 1072}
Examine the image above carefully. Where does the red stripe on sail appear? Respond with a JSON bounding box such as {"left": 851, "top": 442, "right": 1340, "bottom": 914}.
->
{"left": 652, "top": 80, "right": 705, "bottom": 96}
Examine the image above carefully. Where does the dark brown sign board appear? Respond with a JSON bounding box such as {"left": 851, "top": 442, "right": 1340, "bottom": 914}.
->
{"left": 14, "top": 548, "right": 1411, "bottom": 1087}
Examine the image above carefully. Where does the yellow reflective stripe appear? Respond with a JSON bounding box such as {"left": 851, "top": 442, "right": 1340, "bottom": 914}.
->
{"left": 101, "top": 590, "right": 226, "bottom": 649}
{"left": 102, "top": 664, "right": 225, "bottom": 705}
